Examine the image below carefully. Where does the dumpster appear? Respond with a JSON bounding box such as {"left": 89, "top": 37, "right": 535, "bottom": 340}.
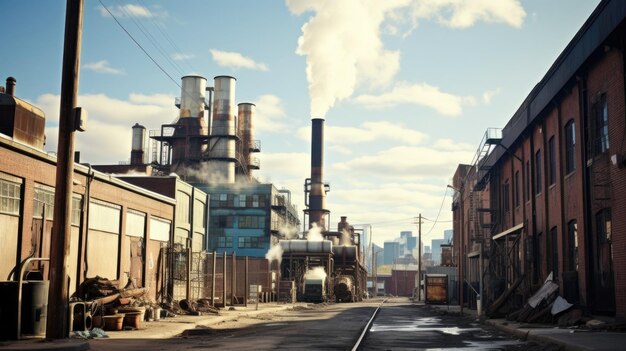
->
{"left": 425, "top": 274, "right": 448, "bottom": 304}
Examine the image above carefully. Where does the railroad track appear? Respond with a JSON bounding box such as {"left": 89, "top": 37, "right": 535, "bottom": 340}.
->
{"left": 351, "top": 298, "right": 387, "bottom": 351}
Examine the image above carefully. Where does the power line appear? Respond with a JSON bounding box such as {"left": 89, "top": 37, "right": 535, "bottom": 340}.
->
{"left": 98, "top": 0, "right": 181, "bottom": 88}
{"left": 424, "top": 186, "right": 450, "bottom": 236}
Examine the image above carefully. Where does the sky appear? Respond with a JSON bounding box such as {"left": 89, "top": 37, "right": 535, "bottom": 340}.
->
{"left": 1, "top": 0, "right": 601, "bottom": 247}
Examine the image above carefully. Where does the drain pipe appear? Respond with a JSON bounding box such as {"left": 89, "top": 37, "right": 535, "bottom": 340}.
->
{"left": 81, "top": 164, "right": 94, "bottom": 280}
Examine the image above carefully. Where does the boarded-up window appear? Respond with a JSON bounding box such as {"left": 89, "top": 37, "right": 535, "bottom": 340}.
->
{"left": 150, "top": 217, "right": 170, "bottom": 242}
{"left": 176, "top": 191, "right": 190, "bottom": 225}
{"left": 193, "top": 198, "right": 206, "bottom": 230}
{"left": 126, "top": 209, "right": 146, "bottom": 238}
{"left": 89, "top": 199, "right": 121, "bottom": 234}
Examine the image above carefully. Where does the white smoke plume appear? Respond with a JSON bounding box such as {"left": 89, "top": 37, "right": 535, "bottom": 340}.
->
{"left": 286, "top": 0, "right": 402, "bottom": 117}
{"left": 306, "top": 223, "right": 324, "bottom": 241}
{"left": 265, "top": 244, "right": 284, "bottom": 266}
{"left": 279, "top": 224, "right": 300, "bottom": 239}
{"left": 304, "top": 266, "right": 327, "bottom": 281}
{"left": 286, "top": 0, "right": 525, "bottom": 118}
{"left": 339, "top": 229, "right": 352, "bottom": 246}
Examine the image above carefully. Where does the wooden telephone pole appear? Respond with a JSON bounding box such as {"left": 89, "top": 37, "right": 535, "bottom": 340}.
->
{"left": 46, "top": 0, "right": 83, "bottom": 339}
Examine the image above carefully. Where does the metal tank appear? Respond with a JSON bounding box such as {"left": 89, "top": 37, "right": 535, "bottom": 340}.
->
{"left": 130, "top": 123, "right": 146, "bottom": 165}
{"left": 170, "top": 75, "right": 208, "bottom": 168}
{"left": 279, "top": 239, "right": 333, "bottom": 254}
{"left": 208, "top": 76, "right": 237, "bottom": 183}
{"left": 237, "top": 102, "right": 257, "bottom": 178}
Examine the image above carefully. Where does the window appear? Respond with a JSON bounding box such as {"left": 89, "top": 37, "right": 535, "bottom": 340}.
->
{"left": 238, "top": 236, "right": 264, "bottom": 248}
{"left": 593, "top": 94, "right": 609, "bottom": 155}
{"left": 238, "top": 194, "right": 246, "bottom": 207}
{"left": 548, "top": 227, "right": 559, "bottom": 279}
{"left": 216, "top": 236, "right": 233, "bottom": 248}
{"left": 535, "top": 150, "right": 542, "bottom": 194}
{"left": 565, "top": 120, "right": 576, "bottom": 174}
{"left": 503, "top": 179, "right": 510, "bottom": 212}
{"left": 548, "top": 136, "right": 556, "bottom": 186}
{"left": 211, "top": 215, "right": 233, "bottom": 228}
{"left": 239, "top": 215, "right": 265, "bottom": 229}
{"left": 0, "top": 178, "right": 21, "bottom": 215}
{"left": 33, "top": 184, "right": 55, "bottom": 220}
{"left": 525, "top": 161, "right": 530, "bottom": 202}
{"left": 514, "top": 171, "right": 520, "bottom": 208}
{"left": 71, "top": 195, "right": 82, "bottom": 226}
{"left": 565, "top": 220, "right": 578, "bottom": 272}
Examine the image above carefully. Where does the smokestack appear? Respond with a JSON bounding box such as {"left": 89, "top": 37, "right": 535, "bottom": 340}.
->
{"left": 309, "top": 117, "right": 328, "bottom": 229}
{"left": 208, "top": 75, "right": 237, "bottom": 183}
{"left": 6, "top": 77, "right": 16, "bottom": 96}
{"left": 238, "top": 102, "right": 256, "bottom": 179}
{"left": 130, "top": 123, "right": 146, "bottom": 165}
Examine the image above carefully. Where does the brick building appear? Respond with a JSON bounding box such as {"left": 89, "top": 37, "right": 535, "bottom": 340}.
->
{"left": 452, "top": 0, "right": 626, "bottom": 317}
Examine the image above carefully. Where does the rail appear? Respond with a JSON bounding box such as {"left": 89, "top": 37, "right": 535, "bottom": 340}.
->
{"left": 351, "top": 298, "right": 387, "bottom": 351}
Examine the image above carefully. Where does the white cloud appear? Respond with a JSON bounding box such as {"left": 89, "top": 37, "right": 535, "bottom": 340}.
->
{"left": 209, "top": 49, "right": 269, "bottom": 71}
{"left": 83, "top": 60, "right": 125, "bottom": 75}
{"left": 354, "top": 82, "right": 476, "bottom": 117}
{"left": 253, "top": 95, "right": 289, "bottom": 133}
{"left": 36, "top": 93, "right": 178, "bottom": 164}
{"left": 333, "top": 143, "right": 474, "bottom": 180}
{"left": 482, "top": 88, "right": 500, "bottom": 105}
{"left": 172, "top": 53, "right": 195, "bottom": 61}
{"left": 409, "top": 0, "right": 526, "bottom": 29}
{"left": 98, "top": 4, "right": 165, "bottom": 18}
{"left": 297, "top": 120, "right": 428, "bottom": 146}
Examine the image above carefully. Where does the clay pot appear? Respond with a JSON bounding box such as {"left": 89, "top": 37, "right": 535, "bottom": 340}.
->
{"left": 123, "top": 312, "right": 143, "bottom": 329}
{"left": 103, "top": 314, "right": 124, "bottom": 331}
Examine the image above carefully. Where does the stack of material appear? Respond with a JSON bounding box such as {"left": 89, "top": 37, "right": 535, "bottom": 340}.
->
{"left": 505, "top": 273, "right": 574, "bottom": 324}
{"left": 73, "top": 276, "right": 149, "bottom": 307}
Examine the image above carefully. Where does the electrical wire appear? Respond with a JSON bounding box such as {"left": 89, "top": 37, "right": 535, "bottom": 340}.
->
{"left": 98, "top": 0, "right": 181, "bottom": 88}
{"left": 115, "top": 0, "right": 186, "bottom": 77}
{"left": 424, "top": 186, "right": 450, "bottom": 236}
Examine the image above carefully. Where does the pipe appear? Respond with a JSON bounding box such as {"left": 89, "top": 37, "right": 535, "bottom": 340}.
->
{"left": 5, "top": 76, "right": 16, "bottom": 96}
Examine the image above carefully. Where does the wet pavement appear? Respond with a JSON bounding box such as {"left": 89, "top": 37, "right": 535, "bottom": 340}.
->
{"left": 360, "top": 299, "right": 557, "bottom": 350}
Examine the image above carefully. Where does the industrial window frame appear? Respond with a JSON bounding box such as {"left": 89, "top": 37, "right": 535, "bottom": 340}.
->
{"left": 565, "top": 220, "right": 578, "bottom": 272}
{"left": 0, "top": 178, "right": 21, "bottom": 216}
{"left": 564, "top": 120, "right": 576, "bottom": 174}
{"left": 548, "top": 136, "right": 556, "bottom": 186}
{"left": 33, "top": 184, "right": 55, "bottom": 220}
{"left": 525, "top": 161, "right": 530, "bottom": 202}
{"left": 216, "top": 236, "right": 233, "bottom": 248}
{"left": 548, "top": 226, "right": 559, "bottom": 281}
{"left": 592, "top": 93, "right": 609, "bottom": 156}
{"left": 535, "top": 149, "right": 542, "bottom": 195}
{"left": 514, "top": 170, "right": 520, "bottom": 208}
{"left": 503, "top": 179, "right": 510, "bottom": 213}
{"left": 237, "top": 236, "right": 264, "bottom": 248}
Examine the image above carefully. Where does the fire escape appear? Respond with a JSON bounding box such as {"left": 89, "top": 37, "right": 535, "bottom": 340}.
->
{"left": 465, "top": 128, "right": 501, "bottom": 308}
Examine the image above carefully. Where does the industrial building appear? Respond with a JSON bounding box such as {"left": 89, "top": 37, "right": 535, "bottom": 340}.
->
{"left": 451, "top": 0, "right": 626, "bottom": 318}
{"left": 0, "top": 77, "right": 176, "bottom": 302}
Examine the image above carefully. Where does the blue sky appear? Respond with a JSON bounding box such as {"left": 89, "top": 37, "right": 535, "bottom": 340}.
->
{"left": 1, "top": 0, "right": 600, "bottom": 246}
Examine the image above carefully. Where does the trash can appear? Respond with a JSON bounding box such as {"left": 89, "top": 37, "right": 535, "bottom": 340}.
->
{"left": 21, "top": 280, "right": 49, "bottom": 336}
{"left": 0, "top": 281, "right": 19, "bottom": 340}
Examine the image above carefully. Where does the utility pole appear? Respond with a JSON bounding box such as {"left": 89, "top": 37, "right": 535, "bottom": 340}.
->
{"left": 47, "top": 0, "right": 83, "bottom": 339}
{"left": 418, "top": 213, "right": 422, "bottom": 302}
{"left": 413, "top": 214, "right": 423, "bottom": 301}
